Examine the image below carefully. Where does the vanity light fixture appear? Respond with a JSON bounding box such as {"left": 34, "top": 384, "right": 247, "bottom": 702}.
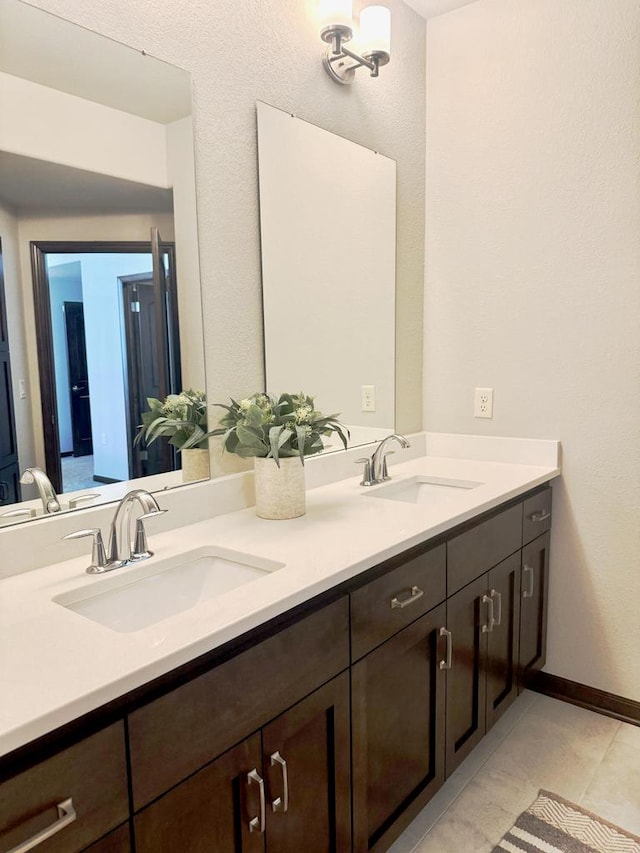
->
{"left": 320, "top": 0, "right": 391, "bottom": 85}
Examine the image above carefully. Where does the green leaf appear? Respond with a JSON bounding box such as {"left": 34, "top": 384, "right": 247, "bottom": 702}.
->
{"left": 237, "top": 423, "right": 266, "bottom": 449}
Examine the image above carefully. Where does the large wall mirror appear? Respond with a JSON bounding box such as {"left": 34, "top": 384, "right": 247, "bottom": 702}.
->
{"left": 0, "top": 4, "right": 399, "bottom": 530}
{"left": 0, "top": 0, "right": 205, "bottom": 525}
{"left": 257, "top": 102, "right": 396, "bottom": 449}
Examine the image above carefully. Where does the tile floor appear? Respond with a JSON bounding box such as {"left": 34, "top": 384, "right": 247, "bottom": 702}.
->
{"left": 61, "top": 454, "right": 96, "bottom": 492}
{"left": 388, "top": 690, "right": 640, "bottom": 853}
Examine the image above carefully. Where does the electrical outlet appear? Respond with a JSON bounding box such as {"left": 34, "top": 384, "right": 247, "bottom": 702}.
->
{"left": 361, "top": 385, "right": 376, "bottom": 412}
{"left": 474, "top": 387, "right": 494, "bottom": 418}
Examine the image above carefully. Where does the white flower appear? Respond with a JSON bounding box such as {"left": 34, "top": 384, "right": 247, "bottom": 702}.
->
{"left": 294, "top": 405, "right": 312, "bottom": 423}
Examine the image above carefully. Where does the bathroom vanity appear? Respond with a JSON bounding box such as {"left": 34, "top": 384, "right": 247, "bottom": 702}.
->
{"left": 0, "top": 441, "right": 558, "bottom": 853}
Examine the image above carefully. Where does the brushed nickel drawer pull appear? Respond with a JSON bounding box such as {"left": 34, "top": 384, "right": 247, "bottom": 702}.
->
{"left": 490, "top": 589, "right": 502, "bottom": 627}
{"left": 390, "top": 585, "right": 424, "bottom": 609}
{"left": 522, "top": 564, "right": 535, "bottom": 599}
{"left": 247, "top": 768, "right": 266, "bottom": 833}
{"left": 481, "top": 594, "right": 495, "bottom": 633}
{"left": 8, "top": 798, "right": 76, "bottom": 853}
{"left": 439, "top": 626, "right": 452, "bottom": 670}
{"left": 529, "top": 509, "right": 551, "bottom": 523}
{"left": 270, "top": 750, "right": 289, "bottom": 813}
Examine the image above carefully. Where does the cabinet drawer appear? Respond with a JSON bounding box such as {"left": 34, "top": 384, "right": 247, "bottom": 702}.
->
{"left": 447, "top": 504, "right": 522, "bottom": 595}
{"left": 0, "top": 724, "right": 128, "bottom": 853}
{"left": 351, "top": 543, "right": 446, "bottom": 661}
{"left": 522, "top": 488, "right": 552, "bottom": 544}
{"left": 129, "top": 597, "right": 349, "bottom": 809}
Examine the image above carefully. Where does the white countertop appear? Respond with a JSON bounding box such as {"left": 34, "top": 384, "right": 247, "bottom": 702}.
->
{"left": 0, "top": 441, "right": 560, "bottom": 758}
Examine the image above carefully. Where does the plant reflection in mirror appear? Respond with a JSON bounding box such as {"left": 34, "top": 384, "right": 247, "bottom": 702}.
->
{"left": 135, "top": 390, "right": 213, "bottom": 452}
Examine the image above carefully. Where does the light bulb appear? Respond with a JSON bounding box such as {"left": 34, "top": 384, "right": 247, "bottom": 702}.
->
{"left": 319, "top": 0, "right": 353, "bottom": 30}
{"left": 359, "top": 5, "right": 391, "bottom": 57}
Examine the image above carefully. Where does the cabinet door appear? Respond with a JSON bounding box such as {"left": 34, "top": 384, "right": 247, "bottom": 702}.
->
{"left": 445, "top": 575, "right": 489, "bottom": 777}
{"left": 519, "top": 531, "right": 551, "bottom": 688}
{"left": 352, "top": 604, "right": 446, "bottom": 853}
{"left": 486, "top": 552, "right": 521, "bottom": 731}
{"left": 134, "top": 734, "right": 265, "bottom": 853}
{"left": 262, "top": 672, "right": 351, "bottom": 853}
{"left": 82, "top": 824, "right": 131, "bottom": 853}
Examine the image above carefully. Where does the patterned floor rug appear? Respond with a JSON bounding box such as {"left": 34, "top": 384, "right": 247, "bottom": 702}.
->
{"left": 493, "top": 790, "right": 640, "bottom": 853}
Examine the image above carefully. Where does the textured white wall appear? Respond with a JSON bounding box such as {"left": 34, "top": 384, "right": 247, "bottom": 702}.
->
{"left": 425, "top": 0, "right": 640, "bottom": 700}
{"left": 27, "top": 0, "right": 426, "bottom": 438}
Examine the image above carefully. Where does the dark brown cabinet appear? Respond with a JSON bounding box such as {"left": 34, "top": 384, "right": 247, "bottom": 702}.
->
{"left": 262, "top": 672, "right": 351, "bottom": 853}
{"left": 351, "top": 604, "right": 447, "bottom": 853}
{"left": 0, "top": 724, "right": 129, "bottom": 853}
{"left": 519, "top": 530, "right": 550, "bottom": 688}
{"left": 135, "top": 734, "right": 265, "bottom": 853}
{"left": 82, "top": 824, "right": 131, "bottom": 853}
{"left": 135, "top": 673, "right": 351, "bottom": 853}
{"left": 444, "top": 551, "right": 522, "bottom": 776}
{"left": 128, "top": 598, "right": 349, "bottom": 810}
{"left": 0, "top": 486, "right": 552, "bottom": 853}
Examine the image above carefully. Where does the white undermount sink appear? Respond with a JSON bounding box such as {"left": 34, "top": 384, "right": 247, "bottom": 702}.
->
{"left": 366, "top": 475, "right": 483, "bottom": 506}
{"left": 54, "top": 546, "right": 284, "bottom": 633}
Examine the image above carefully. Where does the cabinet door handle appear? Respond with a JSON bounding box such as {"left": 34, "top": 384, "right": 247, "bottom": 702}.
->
{"left": 270, "top": 750, "right": 289, "bottom": 813}
{"left": 522, "top": 564, "right": 535, "bottom": 599}
{"left": 439, "top": 626, "right": 452, "bottom": 670}
{"left": 247, "top": 768, "right": 266, "bottom": 833}
{"left": 528, "top": 509, "right": 550, "bottom": 523}
{"left": 390, "top": 585, "right": 424, "bottom": 609}
{"left": 481, "top": 594, "right": 494, "bottom": 633}
{"left": 7, "top": 798, "right": 76, "bottom": 853}
{"left": 490, "top": 589, "right": 502, "bottom": 627}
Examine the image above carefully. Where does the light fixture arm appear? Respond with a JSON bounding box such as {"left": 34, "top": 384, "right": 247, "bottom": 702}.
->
{"left": 327, "top": 38, "right": 380, "bottom": 76}
{"left": 320, "top": 5, "right": 391, "bottom": 86}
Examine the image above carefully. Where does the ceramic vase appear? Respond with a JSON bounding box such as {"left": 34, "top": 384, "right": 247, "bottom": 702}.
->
{"left": 254, "top": 456, "right": 306, "bottom": 520}
{"left": 181, "top": 447, "right": 210, "bottom": 483}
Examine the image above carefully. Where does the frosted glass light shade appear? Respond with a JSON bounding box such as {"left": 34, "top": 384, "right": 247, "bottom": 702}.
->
{"left": 319, "top": 0, "right": 353, "bottom": 29}
{"left": 360, "top": 5, "right": 391, "bottom": 57}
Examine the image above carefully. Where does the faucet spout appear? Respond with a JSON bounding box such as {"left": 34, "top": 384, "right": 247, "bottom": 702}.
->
{"left": 370, "top": 433, "right": 411, "bottom": 484}
{"left": 19, "top": 467, "right": 61, "bottom": 514}
{"left": 108, "top": 489, "right": 166, "bottom": 564}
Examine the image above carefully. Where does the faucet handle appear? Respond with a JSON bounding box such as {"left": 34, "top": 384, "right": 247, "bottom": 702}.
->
{"left": 355, "top": 457, "right": 375, "bottom": 487}
{"left": 63, "top": 528, "right": 108, "bottom": 574}
{"left": 132, "top": 509, "right": 167, "bottom": 560}
{"left": 68, "top": 492, "right": 101, "bottom": 510}
{"left": 1, "top": 507, "right": 38, "bottom": 519}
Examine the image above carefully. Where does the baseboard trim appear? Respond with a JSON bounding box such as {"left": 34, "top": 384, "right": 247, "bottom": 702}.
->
{"left": 529, "top": 672, "right": 640, "bottom": 727}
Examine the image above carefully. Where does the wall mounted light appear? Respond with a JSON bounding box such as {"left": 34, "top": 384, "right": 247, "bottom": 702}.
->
{"left": 320, "top": 1, "right": 391, "bottom": 86}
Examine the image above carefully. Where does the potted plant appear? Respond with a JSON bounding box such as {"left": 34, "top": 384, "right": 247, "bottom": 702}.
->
{"left": 135, "top": 390, "right": 212, "bottom": 482}
{"left": 212, "top": 392, "right": 349, "bottom": 519}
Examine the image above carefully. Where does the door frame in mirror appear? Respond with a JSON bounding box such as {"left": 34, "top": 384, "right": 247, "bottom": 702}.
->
{"left": 30, "top": 239, "right": 180, "bottom": 493}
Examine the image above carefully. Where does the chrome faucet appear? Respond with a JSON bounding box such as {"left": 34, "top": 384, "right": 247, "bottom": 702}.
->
{"left": 19, "top": 467, "right": 61, "bottom": 514}
{"left": 357, "top": 433, "right": 411, "bottom": 486}
{"left": 108, "top": 489, "right": 167, "bottom": 564}
{"left": 63, "top": 488, "right": 167, "bottom": 574}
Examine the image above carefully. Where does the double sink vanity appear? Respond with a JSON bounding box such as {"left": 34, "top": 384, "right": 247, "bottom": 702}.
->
{"left": 0, "top": 433, "right": 560, "bottom": 853}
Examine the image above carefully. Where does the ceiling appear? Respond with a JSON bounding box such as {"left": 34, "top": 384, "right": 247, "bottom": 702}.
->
{"left": 0, "top": 151, "right": 174, "bottom": 216}
{"left": 0, "top": 0, "right": 191, "bottom": 123}
{"left": 402, "top": 0, "right": 479, "bottom": 19}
